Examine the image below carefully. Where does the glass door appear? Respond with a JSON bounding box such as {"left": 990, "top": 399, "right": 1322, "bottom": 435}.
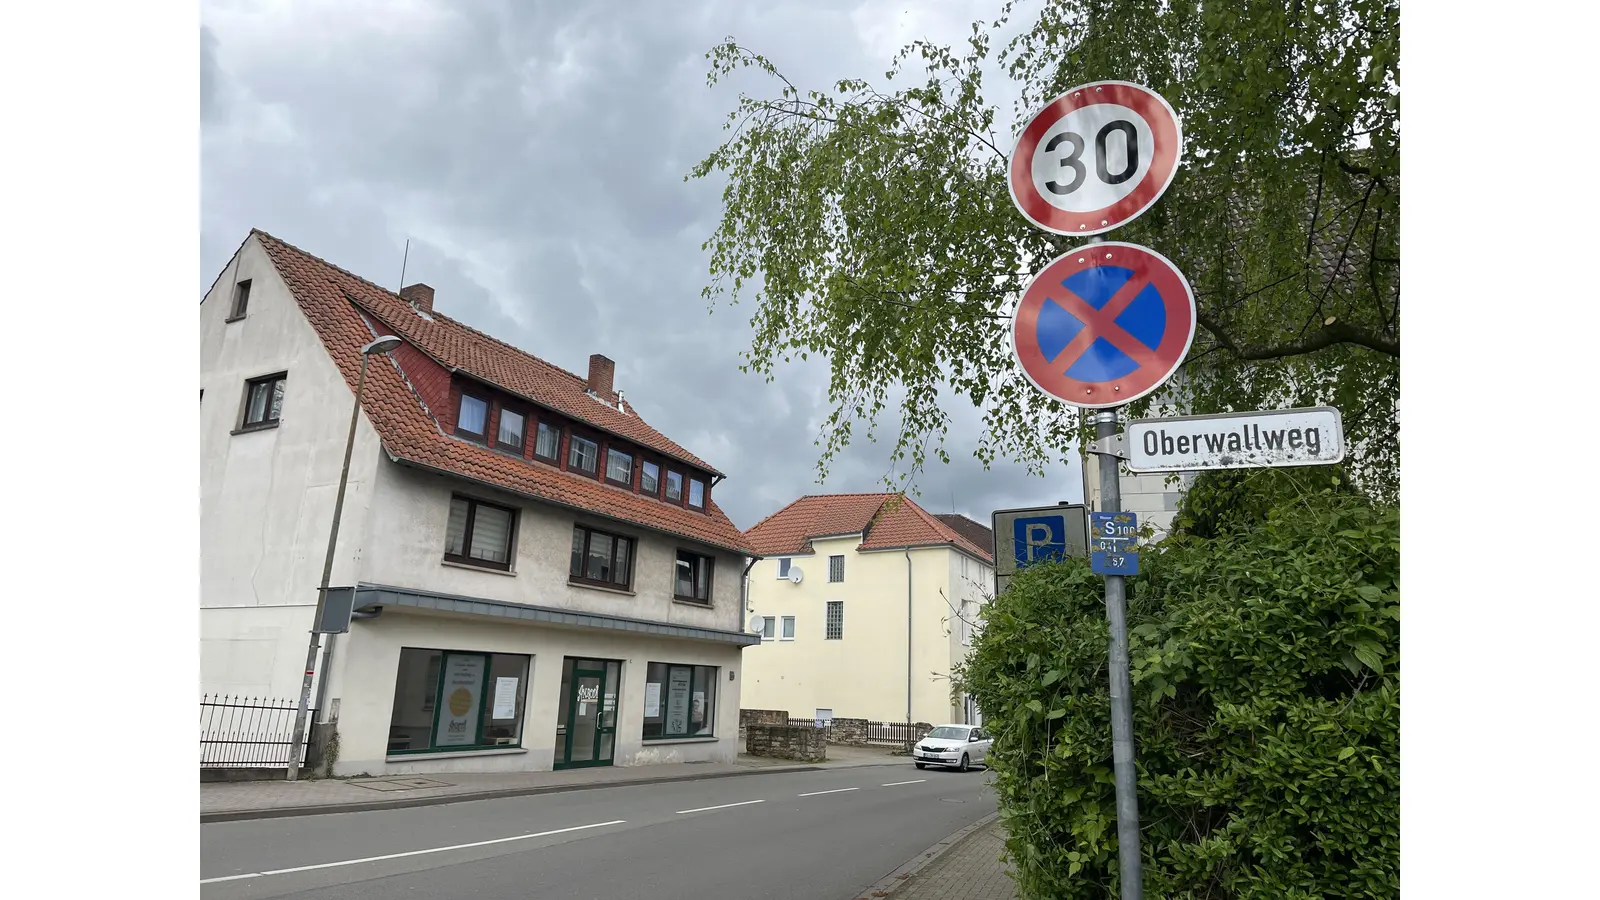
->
{"left": 558, "top": 666, "right": 616, "bottom": 768}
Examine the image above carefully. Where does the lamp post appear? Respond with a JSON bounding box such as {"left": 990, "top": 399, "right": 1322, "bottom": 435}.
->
{"left": 286, "top": 335, "right": 404, "bottom": 781}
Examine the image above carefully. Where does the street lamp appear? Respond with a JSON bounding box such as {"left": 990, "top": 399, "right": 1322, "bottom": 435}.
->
{"left": 286, "top": 335, "right": 405, "bottom": 781}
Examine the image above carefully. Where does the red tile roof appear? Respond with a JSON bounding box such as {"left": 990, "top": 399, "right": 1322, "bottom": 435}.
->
{"left": 744, "top": 493, "right": 993, "bottom": 562}
{"left": 933, "top": 514, "right": 994, "bottom": 556}
{"left": 247, "top": 230, "right": 752, "bottom": 556}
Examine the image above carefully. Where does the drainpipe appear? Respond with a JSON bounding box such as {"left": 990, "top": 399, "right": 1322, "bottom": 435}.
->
{"left": 905, "top": 548, "right": 913, "bottom": 752}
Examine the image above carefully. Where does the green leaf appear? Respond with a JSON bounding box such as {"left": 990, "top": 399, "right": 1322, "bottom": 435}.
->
{"left": 1026, "top": 699, "right": 1044, "bottom": 714}
{"left": 1339, "top": 747, "right": 1356, "bottom": 761}
{"left": 1047, "top": 708, "right": 1066, "bottom": 720}
{"left": 1352, "top": 640, "right": 1385, "bottom": 672}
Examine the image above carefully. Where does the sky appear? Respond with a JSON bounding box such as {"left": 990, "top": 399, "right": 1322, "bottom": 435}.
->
{"left": 199, "top": 0, "right": 1083, "bottom": 531}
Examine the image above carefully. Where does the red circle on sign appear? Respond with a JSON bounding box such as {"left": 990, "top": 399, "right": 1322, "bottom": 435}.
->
{"left": 1008, "top": 81, "right": 1183, "bottom": 236}
{"left": 1010, "top": 242, "right": 1196, "bottom": 410}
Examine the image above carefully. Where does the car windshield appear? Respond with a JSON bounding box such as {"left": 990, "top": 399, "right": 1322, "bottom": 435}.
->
{"left": 926, "top": 727, "right": 970, "bottom": 740}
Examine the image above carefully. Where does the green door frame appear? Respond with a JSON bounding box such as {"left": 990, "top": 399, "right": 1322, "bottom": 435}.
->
{"left": 556, "top": 666, "right": 614, "bottom": 769}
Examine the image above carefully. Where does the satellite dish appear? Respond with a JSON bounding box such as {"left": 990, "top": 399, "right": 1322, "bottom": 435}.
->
{"left": 747, "top": 614, "right": 766, "bottom": 633}
{"left": 788, "top": 566, "right": 804, "bottom": 584}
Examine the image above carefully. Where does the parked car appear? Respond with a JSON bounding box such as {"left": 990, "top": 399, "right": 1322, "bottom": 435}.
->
{"left": 912, "top": 725, "right": 992, "bottom": 772}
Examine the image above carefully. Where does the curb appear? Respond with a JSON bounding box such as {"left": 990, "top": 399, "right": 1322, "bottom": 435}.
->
{"left": 200, "top": 760, "right": 904, "bottom": 823}
{"left": 849, "top": 811, "right": 1001, "bottom": 900}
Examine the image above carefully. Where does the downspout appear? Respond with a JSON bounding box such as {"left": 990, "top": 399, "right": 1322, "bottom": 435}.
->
{"left": 905, "top": 547, "right": 913, "bottom": 752}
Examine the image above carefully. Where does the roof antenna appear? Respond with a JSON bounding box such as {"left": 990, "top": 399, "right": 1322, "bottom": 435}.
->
{"left": 397, "top": 238, "right": 411, "bottom": 291}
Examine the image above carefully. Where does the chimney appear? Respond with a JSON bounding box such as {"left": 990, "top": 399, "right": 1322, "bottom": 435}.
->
{"left": 399, "top": 283, "right": 435, "bottom": 314}
{"left": 587, "top": 354, "right": 617, "bottom": 403}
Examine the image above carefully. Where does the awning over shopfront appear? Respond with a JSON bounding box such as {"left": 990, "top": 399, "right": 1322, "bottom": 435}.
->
{"left": 328, "top": 583, "right": 761, "bottom": 647}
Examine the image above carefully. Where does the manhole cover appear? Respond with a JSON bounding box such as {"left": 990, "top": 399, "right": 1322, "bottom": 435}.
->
{"left": 348, "top": 777, "right": 454, "bottom": 792}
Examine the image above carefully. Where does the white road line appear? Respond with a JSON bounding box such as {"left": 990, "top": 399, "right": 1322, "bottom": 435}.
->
{"left": 882, "top": 779, "right": 926, "bottom": 786}
{"left": 675, "top": 799, "right": 767, "bottom": 815}
{"left": 198, "top": 819, "right": 626, "bottom": 885}
{"left": 797, "top": 787, "right": 859, "bottom": 797}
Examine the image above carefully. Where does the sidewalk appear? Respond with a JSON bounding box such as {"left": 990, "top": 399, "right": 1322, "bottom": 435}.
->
{"left": 201, "top": 743, "right": 906, "bottom": 822}
{"left": 886, "top": 817, "right": 1016, "bottom": 900}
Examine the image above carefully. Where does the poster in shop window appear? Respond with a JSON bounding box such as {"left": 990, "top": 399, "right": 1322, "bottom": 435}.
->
{"left": 434, "top": 654, "right": 486, "bottom": 747}
{"left": 665, "top": 667, "right": 691, "bottom": 735}
{"left": 644, "top": 682, "right": 661, "bottom": 718}
{"left": 492, "top": 677, "right": 519, "bottom": 720}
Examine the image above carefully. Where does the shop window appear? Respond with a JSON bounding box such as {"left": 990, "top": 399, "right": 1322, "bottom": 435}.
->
{"left": 642, "top": 662, "right": 717, "bottom": 740}
{"left": 387, "top": 648, "right": 530, "bottom": 754}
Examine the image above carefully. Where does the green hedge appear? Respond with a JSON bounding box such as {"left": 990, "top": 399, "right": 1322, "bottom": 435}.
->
{"left": 957, "top": 480, "right": 1398, "bottom": 899}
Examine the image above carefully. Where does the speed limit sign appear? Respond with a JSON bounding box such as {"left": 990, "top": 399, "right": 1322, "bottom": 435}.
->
{"left": 1008, "top": 81, "right": 1183, "bottom": 236}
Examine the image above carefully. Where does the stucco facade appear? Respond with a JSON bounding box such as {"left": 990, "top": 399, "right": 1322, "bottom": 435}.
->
{"left": 740, "top": 535, "right": 993, "bottom": 726}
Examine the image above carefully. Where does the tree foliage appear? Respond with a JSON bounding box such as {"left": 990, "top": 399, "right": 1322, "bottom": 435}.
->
{"left": 690, "top": 0, "right": 1399, "bottom": 499}
{"left": 955, "top": 479, "right": 1399, "bottom": 898}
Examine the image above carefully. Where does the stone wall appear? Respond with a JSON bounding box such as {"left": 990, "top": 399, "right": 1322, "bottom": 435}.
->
{"left": 830, "top": 717, "right": 869, "bottom": 745}
{"left": 744, "top": 724, "right": 827, "bottom": 762}
{"left": 739, "top": 708, "right": 789, "bottom": 740}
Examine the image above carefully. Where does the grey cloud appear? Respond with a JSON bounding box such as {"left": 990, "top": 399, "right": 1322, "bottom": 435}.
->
{"left": 200, "top": 0, "right": 1080, "bottom": 532}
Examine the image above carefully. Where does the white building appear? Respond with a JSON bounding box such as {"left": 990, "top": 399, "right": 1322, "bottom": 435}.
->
{"left": 201, "top": 230, "right": 757, "bottom": 776}
{"left": 739, "top": 494, "right": 995, "bottom": 727}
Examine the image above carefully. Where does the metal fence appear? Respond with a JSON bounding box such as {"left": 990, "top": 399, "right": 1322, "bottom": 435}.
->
{"left": 200, "top": 695, "right": 314, "bottom": 768}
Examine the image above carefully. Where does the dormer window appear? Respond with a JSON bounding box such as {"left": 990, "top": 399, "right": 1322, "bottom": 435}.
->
{"left": 605, "top": 448, "right": 633, "bottom": 487}
{"left": 496, "top": 408, "right": 525, "bottom": 453}
{"left": 457, "top": 394, "right": 488, "bottom": 442}
{"left": 640, "top": 460, "right": 660, "bottom": 496}
{"left": 534, "top": 421, "right": 561, "bottom": 462}
{"left": 664, "top": 470, "right": 684, "bottom": 504}
{"left": 568, "top": 435, "right": 599, "bottom": 475}
{"left": 688, "top": 478, "right": 706, "bottom": 510}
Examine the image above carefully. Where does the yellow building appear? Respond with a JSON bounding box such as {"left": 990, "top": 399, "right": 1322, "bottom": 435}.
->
{"left": 740, "top": 494, "right": 995, "bottom": 726}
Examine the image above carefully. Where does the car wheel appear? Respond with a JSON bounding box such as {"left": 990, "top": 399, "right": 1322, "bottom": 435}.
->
{"left": 959, "top": 753, "right": 970, "bottom": 772}
{"left": 914, "top": 762, "right": 926, "bottom": 770}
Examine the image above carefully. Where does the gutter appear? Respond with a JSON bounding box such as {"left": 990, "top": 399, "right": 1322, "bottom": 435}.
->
{"left": 905, "top": 547, "right": 913, "bottom": 748}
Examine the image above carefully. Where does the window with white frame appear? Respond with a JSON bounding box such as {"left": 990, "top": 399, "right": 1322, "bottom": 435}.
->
{"left": 780, "top": 616, "right": 796, "bottom": 640}
{"left": 760, "top": 616, "right": 776, "bottom": 640}
{"left": 776, "top": 558, "right": 791, "bottom": 579}
{"left": 828, "top": 555, "right": 845, "bottom": 582}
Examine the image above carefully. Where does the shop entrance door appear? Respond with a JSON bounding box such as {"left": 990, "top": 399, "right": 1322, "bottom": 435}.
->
{"left": 556, "top": 662, "right": 616, "bottom": 769}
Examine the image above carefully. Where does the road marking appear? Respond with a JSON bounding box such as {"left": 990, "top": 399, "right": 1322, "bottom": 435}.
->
{"left": 198, "top": 819, "right": 626, "bottom": 884}
{"left": 797, "top": 787, "right": 859, "bottom": 797}
{"left": 675, "top": 799, "right": 766, "bottom": 815}
{"left": 882, "top": 779, "right": 926, "bottom": 786}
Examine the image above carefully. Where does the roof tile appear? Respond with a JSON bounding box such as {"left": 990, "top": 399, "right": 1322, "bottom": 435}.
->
{"left": 744, "top": 493, "right": 992, "bottom": 562}
{"left": 250, "top": 230, "right": 751, "bottom": 556}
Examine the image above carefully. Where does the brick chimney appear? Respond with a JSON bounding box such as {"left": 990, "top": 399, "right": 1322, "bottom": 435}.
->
{"left": 587, "top": 354, "right": 617, "bottom": 403}
{"left": 399, "top": 283, "right": 435, "bottom": 314}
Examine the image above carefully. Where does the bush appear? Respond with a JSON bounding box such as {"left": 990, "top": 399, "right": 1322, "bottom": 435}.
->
{"left": 957, "top": 480, "right": 1398, "bottom": 899}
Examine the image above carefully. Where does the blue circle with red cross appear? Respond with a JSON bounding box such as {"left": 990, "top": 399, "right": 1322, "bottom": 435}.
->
{"left": 1011, "top": 242, "right": 1196, "bottom": 409}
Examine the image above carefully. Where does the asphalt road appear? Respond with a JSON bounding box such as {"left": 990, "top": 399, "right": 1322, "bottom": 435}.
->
{"left": 201, "top": 763, "right": 997, "bottom": 900}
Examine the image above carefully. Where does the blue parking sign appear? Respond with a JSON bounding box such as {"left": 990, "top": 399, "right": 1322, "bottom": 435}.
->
{"left": 1012, "top": 515, "right": 1070, "bottom": 569}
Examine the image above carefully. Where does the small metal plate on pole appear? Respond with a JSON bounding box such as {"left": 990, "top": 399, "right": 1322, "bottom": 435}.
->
{"left": 313, "top": 586, "right": 357, "bottom": 635}
{"left": 1090, "top": 511, "right": 1140, "bottom": 576}
{"left": 991, "top": 504, "right": 1090, "bottom": 596}
{"left": 1126, "top": 406, "right": 1345, "bottom": 472}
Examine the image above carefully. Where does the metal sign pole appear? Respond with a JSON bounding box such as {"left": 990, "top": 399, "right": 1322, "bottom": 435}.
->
{"left": 1094, "top": 408, "right": 1143, "bottom": 900}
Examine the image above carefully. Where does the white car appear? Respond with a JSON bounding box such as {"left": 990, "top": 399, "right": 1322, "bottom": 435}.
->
{"left": 912, "top": 725, "right": 992, "bottom": 772}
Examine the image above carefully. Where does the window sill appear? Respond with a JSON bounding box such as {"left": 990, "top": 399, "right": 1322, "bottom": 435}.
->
{"left": 442, "top": 559, "right": 517, "bottom": 576}
{"left": 567, "top": 579, "right": 636, "bottom": 597}
{"left": 386, "top": 747, "right": 527, "bottom": 762}
{"left": 641, "top": 736, "right": 719, "bottom": 744}
{"left": 231, "top": 422, "right": 280, "bottom": 435}
{"left": 671, "top": 597, "right": 713, "bottom": 608}
{"left": 224, "top": 315, "right": 246, "bottom": 323}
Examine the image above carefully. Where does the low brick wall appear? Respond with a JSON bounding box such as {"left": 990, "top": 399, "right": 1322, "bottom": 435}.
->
{"left": 745, "top": 724, "right": 827, "bottom": 762}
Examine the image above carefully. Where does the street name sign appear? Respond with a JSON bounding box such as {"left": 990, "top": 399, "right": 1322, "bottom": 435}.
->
{"left": 1008, "top": 81, "right": 1183, "bottom": 236}
{"left": 1011, "top": 242, "right": 1197, "bottom": 409}
{"left": 1090, "top": 511, "right": 1139, "bottom": 576}
{"left": 990, "top": 503, "right": 1090, "bottom": 596}
{"left": 1126, "top": 407, "right": 1346, "bottom": 473}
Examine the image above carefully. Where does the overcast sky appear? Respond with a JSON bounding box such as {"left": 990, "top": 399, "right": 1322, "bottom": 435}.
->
{"left": 200, "top": 0, "right": 1082, "bottom": 531}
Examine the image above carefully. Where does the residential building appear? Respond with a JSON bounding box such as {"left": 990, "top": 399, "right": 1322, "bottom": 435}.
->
{"left": 200, "top": 230, "right": 757, "bottom": 776}
{"left": 739, "top": 494, "right": 995, "bottom": 727}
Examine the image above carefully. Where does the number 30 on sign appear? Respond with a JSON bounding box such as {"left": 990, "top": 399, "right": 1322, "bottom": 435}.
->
{"left": 1008, "top": 81, "right": 1183, "bottom": 237}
